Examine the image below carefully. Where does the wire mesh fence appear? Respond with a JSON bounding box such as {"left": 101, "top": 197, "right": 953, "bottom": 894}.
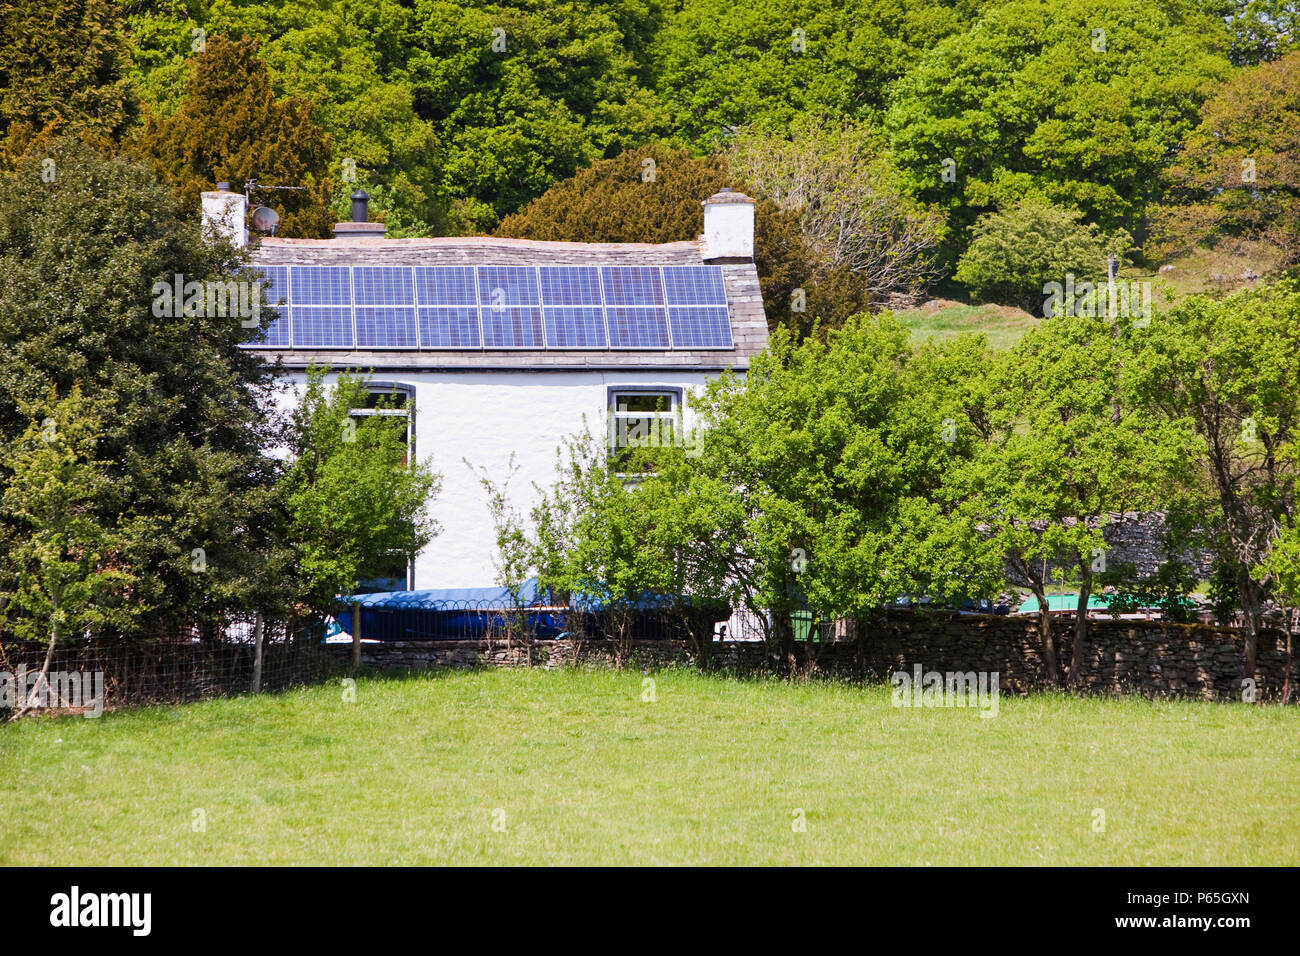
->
{"left": 0, "top": 618, "right": 340, "bottom": 719}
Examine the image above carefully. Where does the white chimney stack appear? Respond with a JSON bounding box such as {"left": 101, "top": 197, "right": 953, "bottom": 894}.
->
{"left": 200, "top": 182, "right": 247, "bottom": 248}
{"left": 700, "top": 188, "right": 755, "bottom": 262}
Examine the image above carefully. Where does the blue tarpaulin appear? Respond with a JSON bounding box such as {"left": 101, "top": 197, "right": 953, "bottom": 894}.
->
{"left": 334, "top": 577, "right": 565, "bottom": 641}
{"left": 333, "top": 578, "right": 730, "bottom": 642}
{"left": 342, "top": 577, "right": 550, "bottom": 611}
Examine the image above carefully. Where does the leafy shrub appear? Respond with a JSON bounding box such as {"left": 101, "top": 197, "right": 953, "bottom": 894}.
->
{"left": 954, "top": 198, "right": 1129, "bottom": 312}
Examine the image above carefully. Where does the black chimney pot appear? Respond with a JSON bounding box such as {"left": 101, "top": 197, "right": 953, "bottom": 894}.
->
{"left": 351, "top": 190, "right": 370, "bottom": 223}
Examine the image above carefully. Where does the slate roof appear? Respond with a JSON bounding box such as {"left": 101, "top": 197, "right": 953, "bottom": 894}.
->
{"left": 248, "top": 236, "right": 768, "bottom": 372}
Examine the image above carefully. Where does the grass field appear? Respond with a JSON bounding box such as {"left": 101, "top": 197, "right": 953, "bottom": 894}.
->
{"left": 2, "top": 668, "right": 1296, "bottom": 865}
{"left": 893, "top": 299, "right": 1039, "bottom": 351}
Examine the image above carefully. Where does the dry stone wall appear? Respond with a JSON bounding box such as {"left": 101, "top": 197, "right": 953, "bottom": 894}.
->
{"left": 1012, "top": 511, "right": 1216, "bottom": 580}
{"left": 331, "top": 611, "right": 1296, "bottom": 702}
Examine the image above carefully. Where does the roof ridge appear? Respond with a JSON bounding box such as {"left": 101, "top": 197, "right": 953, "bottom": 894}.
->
{"left": 257, "top": 236, "right": 704, "bottom": 252}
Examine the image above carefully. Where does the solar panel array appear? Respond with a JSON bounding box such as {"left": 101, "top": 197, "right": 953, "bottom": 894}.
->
{"left": 243, "top": 264, "right": 733, "bottom": 351}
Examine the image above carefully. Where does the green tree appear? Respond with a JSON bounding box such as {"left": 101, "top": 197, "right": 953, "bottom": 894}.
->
{"left": 1131, "top": 281, "right": 1300, "bottom": 679}
{"left": 405, "top": 0, "right": 669, "bottom": 229}
{"left": 131, "top": 34, "right": 334, "bottom": 238}
{"left": 279, "top": 368, "right": 441, "bottom": 612}
{"left": 1222, "top": 0, "right": 1300, "bottom": 65}
{"left": 121, "top": 1, "right": 445, "bottom": 234}
{"left": 886, "top": 0, "right": 1230, "bottom": 252}
{"left": 0, "top": 0, "right": 136, "bottom": 163}
{"left": 0, "top": 139, "right": 283, "bottom": 635}
{"left": 1, "top": 385, "right": 139, "bottom": 713}
{"left": 532, "top": 429, "right": 692, "bottom": 666}
{"left": 572, "top": 316, "right": 1002, "bottom": 668}
{"left": 470, "top": 454, "right": 539, "bottom": 657}
{"left": 219, "top": 2, "right": 443, "bottom": 234}
{"left": 116, "top": 0, "right": 203, "bottom": 115}
{"left": 1261, "top": 520, "right": 1300, "bottom": 607}
{"left": 953, "top": 310, "right": 1187, "bottom": 684}
{"left": 1149, "top": 50, "right": 1300, "bottom": 264}
{"left": 1258, "top": 513, "right": 1300, "bottom": 697}
{"left": 649, "top": 0, "right": 978, "bottom": 150}
{"left": 1098, "top": 559, "right": 1197, "bottom": 622}
{"left": 955, "top": 198, "right": 1130, "bottom": 311}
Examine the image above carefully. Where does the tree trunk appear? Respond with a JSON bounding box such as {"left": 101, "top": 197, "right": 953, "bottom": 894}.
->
{"left": 251, "top": 614, "right": 265, "bottom": 694}
{"left": 1283, "top": 610, "right": 1294, "bottom": 705}
{"left": 770, "top": 610, "right": 795, "bottom": 675}
{"left": 17, "top": 601, "right": 60, "bottom": 718}
{"left": 1236, "top": 564, "right": 1260, "bottom": 679}
{"left": 1030, "top": 582, "right": 1059, "bottom": 685}
{"left": 610, "top": 610, "right": 631, "bottom": 669}
{"left": 683, "top": 607, "right": 711, "bottom": 672}
{"left": 1069, "top": 559, "right": 1093, "bottom": 688}
{"left": 351, "top": 602, "right": 362, "bottom": 670}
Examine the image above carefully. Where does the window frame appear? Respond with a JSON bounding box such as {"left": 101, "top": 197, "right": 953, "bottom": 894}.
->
{"left": 348, "top": 382, "right": 417, "bottom": 591}
{"left": 607, "top": 386, "right": 684, "bottom": 477}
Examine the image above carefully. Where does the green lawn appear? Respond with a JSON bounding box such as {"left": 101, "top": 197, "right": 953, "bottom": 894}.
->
{"left": 2, "top": 668, "right": 1296, "bottom": 865}
{"left": 893, "top": 299, "right": 1039, "bottom": 351}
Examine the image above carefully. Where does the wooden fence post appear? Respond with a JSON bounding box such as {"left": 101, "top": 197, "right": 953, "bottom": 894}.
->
{"left": 251, "top": 613, "right": 265, "bottom": 693}
{"left": 352, "top": 602, "right": 362, "bottom": 669}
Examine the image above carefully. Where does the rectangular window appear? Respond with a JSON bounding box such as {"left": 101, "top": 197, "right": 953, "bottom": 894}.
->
{"left": 349, "top": 384, "right": 416, "bottom": 591}
{"left": 608, "top": 388, "right": 680, "bottom": 474}
{"left": 349, "top": 385, "right": 414, "bottom": 466}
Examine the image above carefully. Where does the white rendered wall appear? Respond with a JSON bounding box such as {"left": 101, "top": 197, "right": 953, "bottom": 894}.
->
{"left": 270, "top": 369, "right": 716, "bottom": 589}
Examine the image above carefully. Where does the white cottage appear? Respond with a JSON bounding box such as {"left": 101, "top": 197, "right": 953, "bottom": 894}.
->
{"left": 202, "top": 184, "right": 768, "bottom": 589}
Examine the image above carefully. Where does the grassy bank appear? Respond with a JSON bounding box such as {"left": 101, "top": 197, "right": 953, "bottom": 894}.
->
{"left": 2, "top": 668, "right": 1295, "bottom": 865}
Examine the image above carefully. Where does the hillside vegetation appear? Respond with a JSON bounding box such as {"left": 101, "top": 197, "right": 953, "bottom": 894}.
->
{"left": 1, "top": 0, "right": 1295, "bottom": 334}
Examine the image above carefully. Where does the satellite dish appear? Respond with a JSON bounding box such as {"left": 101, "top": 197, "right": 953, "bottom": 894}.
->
{"left": 250, "top": 204, "right": 280, "bottom": 234}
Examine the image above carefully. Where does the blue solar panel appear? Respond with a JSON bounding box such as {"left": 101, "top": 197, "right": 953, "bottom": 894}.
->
{"left": 601, "top": 266, "right": 664, "bottom": 305}
{"left": 663, "top": 266, "right": 727, "bottom": 305}
{"left": 607, "top": 307, "right": 669, "bottom": 348}
{"left": 254, "top": 265, "right": 288, "bottom": 306}
{"left": 419, "top": 307, "right": 482, "bottom": 348}
{"left": 539, "top": 266, "right": 602, "bottom": 305}
{"left": 242, "top": 266, "right": 289, "bottom": 348}
{"left": 253, "top": 309, "right": 290, "bottom": 348}
{"left": 544, "top": 307, "right": 607, "bottom": 349}
{"left": 356, "top": 307, "right": 417, "bottom": 348}
{"left": 478, "top": 266, "right": 539, "bottom": 306}
{"left": 415, "top": 267, "right": 477, "bottom": 306}
{"left": 292, "top": 306, "right": 354, "bottom": 348}
{"left": 240, "top": 261, "right": 735, "bottom": 353}
{"left": 291, "top": 266, "right": 352, "bottom": 305}
{"left": 669, "top": 306, "right": 733, "bottom": 349}
{"left": 482, "top": 307, "right": 544, "bottom": 348}
{"left": 354, "top": 267, "right": 414, "bottom": 306}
